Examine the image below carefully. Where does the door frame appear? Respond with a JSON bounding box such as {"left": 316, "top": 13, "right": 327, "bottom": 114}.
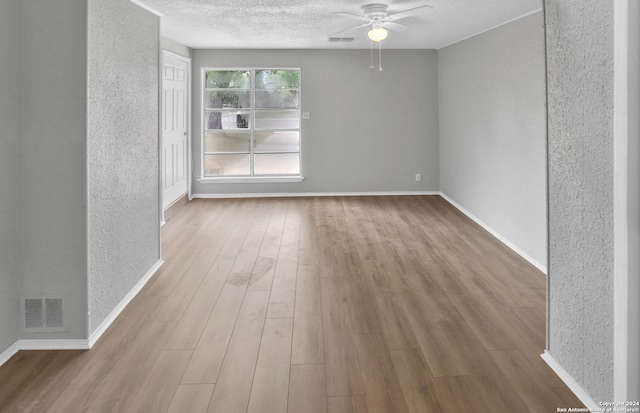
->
{"left": 160, "top": 50, "right": 192, "bottom": 225}
{"left": 613, "top": 0, "right": 639, "bottom": 400}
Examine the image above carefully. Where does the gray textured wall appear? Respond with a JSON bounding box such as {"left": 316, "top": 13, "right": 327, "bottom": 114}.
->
{"left": 87, "top": 0, "right": 161, "bottom": 334}
{"left": 191, "top": 49, "right": 439, "bottom": 195}
{"left": 0, "top": 0, "right": 20, "bottom": 354}
{"left": 545, "top": 0, "right": 615, "bottom": 402}
{"left": 438, "top": 12, "right": 547, "bottom": 269}
{"left": 18, "top": 0, "right": 88, "bottom": 340}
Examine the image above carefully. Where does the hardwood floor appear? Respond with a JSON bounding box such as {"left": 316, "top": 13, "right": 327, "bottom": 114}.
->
{"left": 0, "top": 196, "right": 583, "bottom": 412}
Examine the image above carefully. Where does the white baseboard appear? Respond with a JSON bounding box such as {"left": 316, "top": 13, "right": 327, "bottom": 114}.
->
{"left": 0, "top": 339, "right": 91, "bottom": 367}
{"left": 18, "top": 339, "right": 90, "bottom": 350}
{"left": 88, "top": 259, "right": 164, "bottom": 348}
{"left": 541, "top": 351, "right": 598, "bottom": 410}
{"left": 439, "top": 192, "right": 547, "bottom": 274}
{"left": 0, "top": 341, "right": 21, "bottom": 367}
{"left": 0, "top": 259, "right": 165, "bottom": 368}
{"left": 192, "top": 191, "right": 439, "bottom": 199}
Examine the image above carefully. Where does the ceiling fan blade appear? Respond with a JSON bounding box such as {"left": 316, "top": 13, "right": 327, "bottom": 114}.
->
{"left": 386, "top": 4, "right": 434, "bottom": 21}
{"left": 333, "top": 12, "right": 370, "bottom": 22}
{"left": 329, "top": 22, "right": 371, "bottom": 38}
{"left": 383, "top": 21, "right": 409, "bottom": 32}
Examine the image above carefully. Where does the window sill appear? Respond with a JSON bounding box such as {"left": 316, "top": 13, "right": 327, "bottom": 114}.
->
{"left": 197, "top": 176, "right": 305, "bottom": 184}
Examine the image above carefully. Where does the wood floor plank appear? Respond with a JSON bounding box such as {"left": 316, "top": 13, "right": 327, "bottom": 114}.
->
{"left": 327, "top": 397, "right": 353, "bottom": 413}
{"left": 248, "top": 255, "right": 277, "bottom": 291}
{"left": 531, "top": 286, "right": 548, "bottom": 313}
{"left": 199, "top": 203, "right": 242, "bottom": 252}
{"left": 321, "top": 277, "right": 365, "bottom": 397}
{"left": 519, "top": 266, "right": 548, "bottom": 290}
{"left": 298, "top": 205, "right": 319, "bottom": 266}
{"left": 288, "top": 364, "right": 328, "bottom": 413}
{"left": 145, "top": 234, "right": 210, "bottom": 297}
{"left": 403, "top": 305, "right": 476, "bottom": 378}
{"left": 462, "top": 261, "right": 542, "bottom": 311}
{"left": 431, "top": 365, "right": 530, "bottom": 413}
{"left": 248, "top": 208, "right": 285, "bottom": 291}
{"left": 552, "top": 386, "right": 587, "bottom": 410}
{"left": 229, "top": 221, "right": 268, "bottom": 275}
{"left": 44, "top": 351, "right": 122, "bottom": 413}
{"left": 180, "top": 274, "right": 249, "bottom": 383}
{"left": 214, "top": 202, "right": 256, "bottom": 261}
{"left": 0, "top": 351, "right": 85, "bottom": 413}
{"left": 153, "top": 248, "right": 221, "bottom": 322}
{"left": 341, "top": 276, "right": 381, "bottom": 336}
{"left": 291, "top": 264, "right": 324, "bottom": 364}
{"left": 444, "top": 278, "right": 519, "bottom": 351}
{"left": 266, "top": 255, "right": 298, "bottom": 318}
{"left": 0, "top": 351, "right": 63, "bottom": 411}
{"left": 389, "top": 348, "right": 444, "bottom": 413}
{"left": 488, "top": 349, "right": 566, "bottom": 413}
{"left": 207, "top": 291, "right": 269, "bottom": 413}
{"left": 373, "top": 291, "right": 419, "bottom": 350}
{"left": 401, "top": 258, "right": 465, "bottom": 324}
{"left": 502, "top": 307, "right": 567, "bottom": 388}
{"left": 166, "top": 384, "right": 215, "bottom": 413}
{"left": 509, "top": 306, "right": 546, "bottom": 350}
{"left": 267, "top": 205, "right": 300, "bottom": 318}
{"left": 97, "top": 294, "right": 165, "bottom": 342}
{"left": 161, "top": 202, "right": 211, "bottom": 258}
{"left": 79, "top": 321, "right": 178, "bottom": 412}
{"left": 246, "top": 317, "right": 294, "bottom": 413}
{"left": 353, "top": 334, "right": 409, "bottom": 413}
{"left": 163, "top": 259, "right": 234, "bottom": 350}
{"left": 123, "top": 349, "right": 192, "bottom": 412}
{"left": 43, "top": 296, "right": 165, "bottom": 409}
{"left": 255, "top": 207, "right": 286, "bottom": 260}
{"left": 432, "top": 375, "right": 488, "bottom": 413}
{"left": 327, "top": 396, "right": 369, "bottom": 413}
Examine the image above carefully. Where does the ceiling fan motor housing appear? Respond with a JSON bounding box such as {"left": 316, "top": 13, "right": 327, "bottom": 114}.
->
{"left": 362, "top": 4, "right": 389, "bottom": 18}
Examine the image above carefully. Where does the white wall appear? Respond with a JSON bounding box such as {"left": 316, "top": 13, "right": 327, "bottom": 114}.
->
{"left": 545, "top": 0, "right": 615, "bottom": 403}
{"left": 87, "top": 0, "right": 161, "bottom": 334}
{"left": 161, "top": 36, "right": 191, "bottom": 58}
{"left": 438, "top": 12, "right": 547, "bottom": 270}
{"left": 0, "top": 0, "right": 20, "bottom": 354}
{"left": 18, "top": 0, "right": 89, "bottom": 340}
{"left": 191, "top": 49, "right": 439, "bottom": 195}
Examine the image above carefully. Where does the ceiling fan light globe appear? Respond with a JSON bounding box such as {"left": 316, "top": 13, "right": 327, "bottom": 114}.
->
{"left": 367, "top": 27, "right": 388, "bottom": 42}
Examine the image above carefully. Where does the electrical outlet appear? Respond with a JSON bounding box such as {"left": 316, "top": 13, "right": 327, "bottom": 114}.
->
{"left": 415, "top": 173, "right": 421, "bottom": 182}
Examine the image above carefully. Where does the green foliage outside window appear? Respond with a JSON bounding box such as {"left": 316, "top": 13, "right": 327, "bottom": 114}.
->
{"left": 205, "top": 70, "right": 250, "bottom": 89}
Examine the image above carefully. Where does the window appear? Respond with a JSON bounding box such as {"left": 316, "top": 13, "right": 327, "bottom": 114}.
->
{"left": 202, "top": 68, "right": 301, "bottom": 179}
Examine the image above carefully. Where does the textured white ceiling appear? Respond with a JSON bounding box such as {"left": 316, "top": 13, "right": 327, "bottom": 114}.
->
{"left": 136, "top": 0, "right": 541, "bottom": 50}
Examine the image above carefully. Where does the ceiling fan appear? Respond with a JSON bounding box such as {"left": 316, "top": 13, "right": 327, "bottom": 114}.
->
{"left": 330, "top": 3, "right": 434, "bottom": 43}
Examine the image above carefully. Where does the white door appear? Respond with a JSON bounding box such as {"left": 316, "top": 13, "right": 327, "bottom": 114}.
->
{"left": 162, "top": 53, "right": 189, "bottom": 209}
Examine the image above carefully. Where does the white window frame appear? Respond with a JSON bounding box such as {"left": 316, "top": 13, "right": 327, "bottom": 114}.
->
{"left": 198, "top": 67, "right": 304, "bottom": 184}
